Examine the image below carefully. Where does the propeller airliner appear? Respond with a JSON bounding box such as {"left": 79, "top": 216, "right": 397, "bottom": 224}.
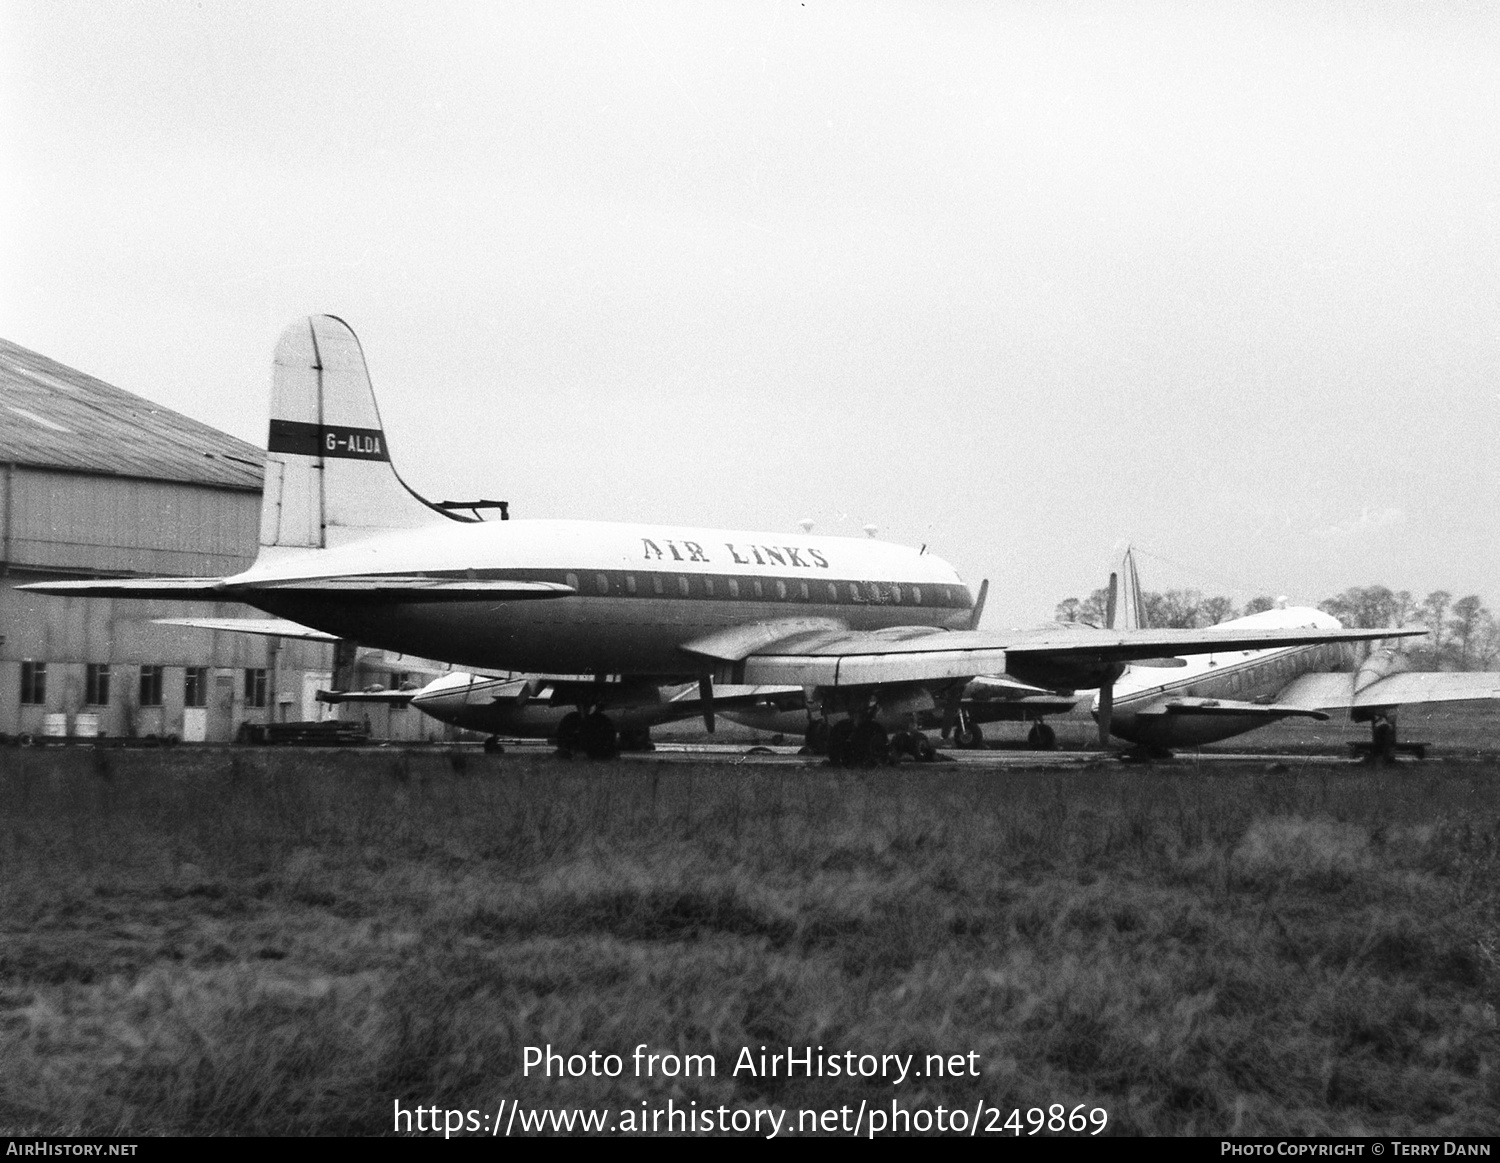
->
{"left": 24, "top": 316, "right": 1422, "bottom": 763}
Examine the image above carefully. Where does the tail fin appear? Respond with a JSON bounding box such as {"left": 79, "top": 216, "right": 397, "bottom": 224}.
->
{"left": 1106, "top": 544, "right": 1148, "bottom": 630}
{"left": 258, "top": 316, "right": 449, "bottom": 553}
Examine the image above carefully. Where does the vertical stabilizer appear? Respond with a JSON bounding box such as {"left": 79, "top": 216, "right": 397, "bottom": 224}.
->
{"left": 1108, "top": 545, "right": 1148, "bottom": 630}
{"left": 259, "top": 316, "right": 447, "bottom": 552}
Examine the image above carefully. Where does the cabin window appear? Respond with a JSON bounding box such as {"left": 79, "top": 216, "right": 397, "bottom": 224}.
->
{"left": 139, "top": 665, "right": 164, "bottom": 708}
{"left": 848, "top": 582, "right": 863, "bottom": 603}
{"left": 626, "top": 574, "right": 637, "bottom": 595}
{"left": 183, "top": 667, "right": 207, "bottom": 708}
{"left": 891, "top": 584, "right": 902, "bottom": 604}
{"left": 775, "top": 579, "right": 787, "bottom": 600}
{"left": 653, "top": 575, "right": 665, "bottom": 595}
{"left": 678, "top": 576, "right": 690, "bottom": 597}
{"left": 704, "top": 577, "right": 715, "bottom": 597}
{"left": 799, "top": 581, "right": 810, "bottom": 601}
{"left": 596, "top": 573, "right": 609, "bottom": 595}
{"left": 752, "top": 579, "right": 764, "bottom": 599}
{"left": 21, "top": 661, "right": 46, "bottom": 705}
{"left": 911, "top": 586, "right": 922, "bottom": 605}
{"left": 727, "top": 578, "right": 740, "bottom": 599}
{"left": 827, "top": 582, "right": 839, "bottom": 603}
{"left": 244, "top": 668, "right": 268, "bottom": 708}
{"left": 566, "top": 572, "right": 579, "bottom": 591}
{"left": 86, "top": 664, "right": 111, "bottom": 706}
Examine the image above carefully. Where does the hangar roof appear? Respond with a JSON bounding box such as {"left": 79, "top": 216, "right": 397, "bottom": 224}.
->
{"left": 0, "top": 337, "right": 264, "bottom": 490}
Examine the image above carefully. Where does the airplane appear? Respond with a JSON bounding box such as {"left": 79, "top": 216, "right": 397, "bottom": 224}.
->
{"left": 22, "top": 315, "right": 1424, "bottom": 765}
{"left": 1093, "top": 549, "right": 1500, "bottom": 760}
{"left": 157, "top": 615, "right": 799, "bottom": 755}
{"left": 720, "top": 673, "right": 1079, "bottom": 753}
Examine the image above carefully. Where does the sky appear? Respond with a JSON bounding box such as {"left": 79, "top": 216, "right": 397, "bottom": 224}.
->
{"left": 3, "top": 1, "right": 1497, "bottom": 625}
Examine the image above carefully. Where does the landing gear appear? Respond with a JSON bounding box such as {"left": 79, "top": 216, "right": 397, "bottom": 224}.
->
{"left": 556, "top": 711, "right": 584, "bottom": 755}
{"left": 483, "top": 735, "right": 504, "bottom": 754}
{"left": 826, "top": 718, "right": 892, "bottom": 767}
{"left": 953, "top": 720, "right": 985, "bottom": 749}
{"left": 580, "top": 711, "right": 619, "bottom": 760}
{"left": 1027, "top": 722, "right": 1057, "bottom": 750}
{"left": 1349, "top": 711, "right": 1425, "bottom": 763}
{"left": 890, "top": 729, "right": 938, "bottom": 762}
{"left": 801, "top": 718, "right": 831, "bottom": 756}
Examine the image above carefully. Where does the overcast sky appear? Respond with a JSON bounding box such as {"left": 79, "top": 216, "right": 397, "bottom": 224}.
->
{"left": 3, "top": 1, "right": 1497, "bottom": 624}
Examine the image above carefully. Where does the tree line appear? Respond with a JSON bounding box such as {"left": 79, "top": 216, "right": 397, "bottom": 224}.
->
{"left": 1054, "top": 585, "right": 1499, "bottom": 671}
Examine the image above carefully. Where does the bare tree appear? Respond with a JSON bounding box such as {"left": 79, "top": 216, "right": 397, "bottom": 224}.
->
{"left": 1054, "top": 597, "right": 1083, "bottom": 624}
{"left": 1242, "top": 596, "right": 1278, "bottom": 615}
{"left": 1448, "top": 595, "right": 1488, "bottom": 670}
{"left": 1199, "top": 595, "right": 1239, "bottom": 625}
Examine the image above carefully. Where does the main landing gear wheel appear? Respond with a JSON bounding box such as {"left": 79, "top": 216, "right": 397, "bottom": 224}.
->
{"left": 556, "top": 711, "right": 584, "bottom": 755}
{"left": 953, "top": 721, "right": 985, "bottom": 749}
{"left": 1027, "top": 723, "right": 1057, "bottom": 751}
{"left": 826, "top": 720, "right": 855, "bottom": 766}
{"left": 847, "top": 720, "right": 890, "bottom": 767}
{"left": 890, "top": 730, "right": 938, "bottom": 762}
{"left": 483, "top": 736, "right": 504, "bottom": 754}
{"left": 580, "top": 711, "right": 619, "bottom": 760}
{"left": 802, "top": 719, "right": 831, "bottom": 756}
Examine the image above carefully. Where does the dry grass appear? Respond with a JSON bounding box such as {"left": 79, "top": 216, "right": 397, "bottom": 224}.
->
{"left": 0, "top": 744, "right": 1497, "bottom": 1135}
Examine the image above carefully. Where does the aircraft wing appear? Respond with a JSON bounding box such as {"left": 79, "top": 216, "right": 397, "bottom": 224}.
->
{"left": 687, "top": 623, "right": 1426, "bottom": 689}
{"left": 21, "top": 576, "right": 576, "bottom": 601}
{"left": 1137, "top": 696, "right": 1329, "bottom": 723}
{"left": 155, "top": 617, "right": 341, "bottom": 642}
{"left": 1278, "top": 670, "right": 1500, "bottom": 711}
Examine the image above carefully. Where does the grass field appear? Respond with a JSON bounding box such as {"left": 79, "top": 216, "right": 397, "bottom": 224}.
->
{"left": 1, "top": 739, "right": 1498, "bottom": 1136}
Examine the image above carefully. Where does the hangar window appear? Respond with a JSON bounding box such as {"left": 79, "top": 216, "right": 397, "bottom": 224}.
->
{"left": 184, "top": 667, "right": 208, "bottom": 708}
{"left": 244, "top": 668, "right": 268, "bottom": 708}
{"left": 86, "top": 664, "right": 111, "bottom": 706}
{"left": 20, "top": 662, "right": 46, "bottom": 705}
{"left": 139, "top": 666, "right": 164, "bottom": 708}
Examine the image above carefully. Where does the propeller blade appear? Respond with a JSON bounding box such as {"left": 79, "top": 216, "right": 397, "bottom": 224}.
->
{"left": 699, "top": 675, "right": 715, "bottom": 734}
{"left": 1097, "top": 680, "right": 1113, "bottom": 747}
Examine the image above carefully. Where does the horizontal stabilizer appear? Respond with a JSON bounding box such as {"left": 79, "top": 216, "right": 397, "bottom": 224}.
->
{"left": 316, "top": 688, "right": 415, "bottom": 706}
{"left": 155, "top": 617, "right": 340, "bottom": 642}
{"left": 1144, "top": 696, "right": 1329, "bottom": 722}
{"left": 19, "top": 577, "right": 228, "bottom": 599}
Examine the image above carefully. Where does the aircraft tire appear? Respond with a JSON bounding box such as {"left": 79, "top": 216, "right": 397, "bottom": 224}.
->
{"left": 912, "top": 731, "right": 938, "bottom": 762}
{"left": 826, "top": 720, "right": 854, "bottom": 766}
{"left": 849, "top": 720, "right": 890, "bottom": 767}
{"left": 953, "top": 722, "right": 984, "bottom": 749}
{"left": 557, "top": 711, "right": 584, "bottom": 755}
{"left": 483, "top": 736, "right": 504, "bottom": 754}
{"left": 581, "top": 712, "right": 619, "bottom": 760}
{"left": 804, "top": 719, "right": 831, "bottom": 755}
{"left": 1027, "top": 723, "right": 1057, "bottom": 751}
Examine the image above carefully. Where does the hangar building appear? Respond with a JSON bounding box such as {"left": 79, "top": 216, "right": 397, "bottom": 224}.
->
{"left": 0, "top": 336, "right": 445, "bottom": 743}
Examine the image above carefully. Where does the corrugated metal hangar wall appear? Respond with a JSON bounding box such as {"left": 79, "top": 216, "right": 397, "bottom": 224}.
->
{"left": 0, "top": 337, "right": 449, "bottom": 742}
